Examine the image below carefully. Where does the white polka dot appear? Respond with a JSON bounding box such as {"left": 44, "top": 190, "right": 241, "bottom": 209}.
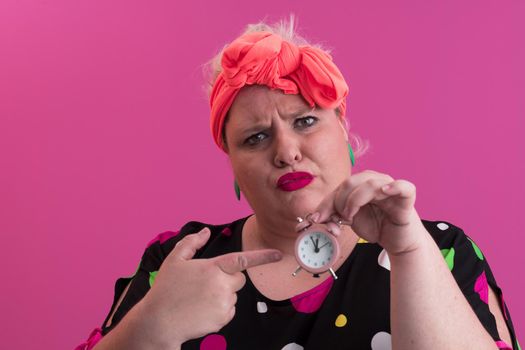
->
{"left": 437, "top": 222, "right": 449, "bottom": 230}
{"left": 281, "top": 343, "right": 303, "bottom": 350}
{"left": 371, "top": 331, "right": 392, "bottom": 350}
{"left": 378, "top": 249, "right": 390, "bottom": 271}
{"left": 257, "top": 301, "right": 268, "bottom": 313}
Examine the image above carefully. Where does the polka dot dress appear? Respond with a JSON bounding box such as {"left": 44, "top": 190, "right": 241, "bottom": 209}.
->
{"left": 97, "top": 217, "right": 519, "bottom": 350}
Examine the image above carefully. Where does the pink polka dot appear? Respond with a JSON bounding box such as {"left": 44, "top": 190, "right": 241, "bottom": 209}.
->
{"left": 495, "top": 340, "right": 512, "bottom": 349}
{"left": 474, "top": 270, "right": 489, "bottom": 304}
{"left": 200, "top": 334, "right": 227, "bottom": 350}
{"left": 74, "top": 327, "right": 102, "bottom": 350}
{"left": 291, "top": 277, "right": 334, "bottom": 313}
{"left": 146, "top": 230, "right": 180, "bottom": 248}
{"left": 221, "top": 227, "right": 232, "bottom": 236}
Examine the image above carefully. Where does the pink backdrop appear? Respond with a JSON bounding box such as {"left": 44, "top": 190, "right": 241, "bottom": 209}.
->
{"left": 1, "top": 1, "right": 523, "bottom": 348}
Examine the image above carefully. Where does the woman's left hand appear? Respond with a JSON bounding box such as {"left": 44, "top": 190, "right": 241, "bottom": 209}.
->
{"left": 299, "top": 170, "right": 426, "bottom": 255}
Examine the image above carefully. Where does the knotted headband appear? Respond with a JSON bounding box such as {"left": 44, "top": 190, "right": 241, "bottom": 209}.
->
{"left": 210, "top": 31, "right": 349, "bottom": 150}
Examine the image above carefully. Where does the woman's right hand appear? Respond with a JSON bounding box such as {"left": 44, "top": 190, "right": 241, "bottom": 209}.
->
{"left": 136, "top": 227, "right": 282, "bottom": 348}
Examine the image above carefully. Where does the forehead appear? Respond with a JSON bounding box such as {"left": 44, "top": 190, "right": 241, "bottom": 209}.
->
{"left": 228, "top": 85, "right": 311, "bottom": 125}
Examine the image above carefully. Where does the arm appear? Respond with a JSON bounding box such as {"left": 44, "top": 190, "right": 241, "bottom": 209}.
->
{"left": 311, "top": 170, "right": 517, "bottom": 350}
{"left": 489, "top": 286, "right": 513, "bottom": 347}
{"left": 92, "top": 298, "right": 181, "bottom": 350}
{"left": 78, "top": 226, "right": 282, "bottom": 350}
{"left": 389, "top": 220, "right": 499, "bottom": 349}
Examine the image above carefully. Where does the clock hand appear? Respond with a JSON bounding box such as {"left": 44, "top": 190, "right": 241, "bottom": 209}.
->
{"left": 318, "top": 241, "right": 330, "bottom": 250}
{"left": 310, "top": 236, "right": 318, "bottom": 249}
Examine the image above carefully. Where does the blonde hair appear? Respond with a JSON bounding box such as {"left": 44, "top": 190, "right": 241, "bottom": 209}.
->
{"left": 203, "top": 15, "right": 370, "bottom": 159}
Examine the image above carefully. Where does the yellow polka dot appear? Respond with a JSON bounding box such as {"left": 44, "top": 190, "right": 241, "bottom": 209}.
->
{"left": 335, "top": 314, "right": 348, "bottom": 327}
{"left": 357, "top": 238, "right": 368, "bottom": 243}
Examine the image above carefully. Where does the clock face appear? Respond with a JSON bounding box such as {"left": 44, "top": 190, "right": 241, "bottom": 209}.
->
{"left": 296, "top": 230, "right": 337, "bottom": 271}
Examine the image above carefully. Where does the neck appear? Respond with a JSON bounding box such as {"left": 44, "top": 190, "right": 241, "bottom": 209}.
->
{"left": 243, "top": 214, "right": 298, "bottom": 256}
{"left": 244, "top": 213, "right": 359, "bottom": 258}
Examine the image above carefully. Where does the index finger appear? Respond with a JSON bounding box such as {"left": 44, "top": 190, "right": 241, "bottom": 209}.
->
{"left": 214, "top": 249, "right": 282, "bottom": 274}
{"left": 314, "top": 171, "right": 376, "bottom": 224}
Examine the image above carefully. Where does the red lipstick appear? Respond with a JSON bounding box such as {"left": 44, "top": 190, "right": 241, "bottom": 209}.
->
{"left": 277, "top": 172, "right": 314, "bottom": 192}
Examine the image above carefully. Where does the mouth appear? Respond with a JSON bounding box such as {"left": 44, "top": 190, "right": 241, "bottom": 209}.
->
{"left": 277, "top": 172, "right": 314, "bottom": 192}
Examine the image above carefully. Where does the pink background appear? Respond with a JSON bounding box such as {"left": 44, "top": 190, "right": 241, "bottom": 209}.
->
{"left": 1, "top": 1, "right": 523, "bottom": 348}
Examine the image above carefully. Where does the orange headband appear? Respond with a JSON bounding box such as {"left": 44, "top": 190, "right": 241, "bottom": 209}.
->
{"left": 210, "top": 31, "right": 349, "bottom": 150}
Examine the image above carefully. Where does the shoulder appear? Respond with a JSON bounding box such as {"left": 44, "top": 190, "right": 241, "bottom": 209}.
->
{"left": 421, "top": 218, "right": 487, "bottom": 271}
{"left": 420, "top": 218, "right": 491, "bottom": 295}
{"left": 421, "top": 219, "right": 518, "bottom": 347}
{"left": 421, "top": 219, "right": 482, "bottom": 254}
{"left": 139, "top": 215, "right": 250, "bottom": 265}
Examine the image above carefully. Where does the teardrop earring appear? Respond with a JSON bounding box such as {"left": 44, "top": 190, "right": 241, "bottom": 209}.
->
{"left": 348, "top": 143, "right": 356, "bottom": 167}
{"left": 234, "top": 180, "right": 241, "bottom": 201}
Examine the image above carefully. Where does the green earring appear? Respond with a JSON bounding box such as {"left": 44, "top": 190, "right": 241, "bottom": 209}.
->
{"left": 348, "top": 143, "right": 355, "bottom": 167}
{"left": 234, "top": 180, "right": 241, "bottom": 201}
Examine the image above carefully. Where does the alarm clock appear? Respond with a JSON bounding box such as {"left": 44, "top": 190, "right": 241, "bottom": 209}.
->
{"left": 292, "top": 221, "right": 340, "bottom": 279}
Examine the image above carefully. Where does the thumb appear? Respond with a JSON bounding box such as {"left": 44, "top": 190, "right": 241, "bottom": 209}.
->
{"left": 168, "top": 227, "right": 211, "bottom": 261}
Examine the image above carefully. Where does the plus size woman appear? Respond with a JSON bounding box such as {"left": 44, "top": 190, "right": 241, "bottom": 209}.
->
{"left": 77, "top": 18, "right": 519, "bottom": 350}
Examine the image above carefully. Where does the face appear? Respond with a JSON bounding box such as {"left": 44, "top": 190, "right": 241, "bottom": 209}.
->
{"left": 224, "top": 85, "right": 351, "bottom": 223}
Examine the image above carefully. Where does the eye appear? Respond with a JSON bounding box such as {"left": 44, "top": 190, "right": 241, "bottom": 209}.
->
{"left": 294, "top": 116, "right": 318, "bottom": 129}
{"left": 244, "top": 132, "right": 268, "bottom": 146}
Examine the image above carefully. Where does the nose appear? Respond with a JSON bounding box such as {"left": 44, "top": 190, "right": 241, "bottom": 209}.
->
{"left": 273, "top": 131, "right": 302, "bottom": 168}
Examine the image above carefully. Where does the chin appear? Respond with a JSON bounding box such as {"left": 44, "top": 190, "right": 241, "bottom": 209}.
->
{"left": 281, "top": 192, "right": 323, "bottom": 216}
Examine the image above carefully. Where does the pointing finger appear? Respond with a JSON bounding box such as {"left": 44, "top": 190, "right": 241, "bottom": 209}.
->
{"left": 214, "top": 249, "right": 282, "bottom": 274}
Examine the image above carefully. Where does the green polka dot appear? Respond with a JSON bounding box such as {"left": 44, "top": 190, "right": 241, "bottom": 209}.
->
{"left": 149, "top": 271, "right": 158, "bottom": 287}
{"left": 440, "top": 248, "right": 455, "bottom": 270}
{"left": 468, "top": 238, "right": 484, "bottom": 260}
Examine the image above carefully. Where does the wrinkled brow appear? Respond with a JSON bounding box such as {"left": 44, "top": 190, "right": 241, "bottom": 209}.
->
{"left": 237, "top": 105, "right": 315, "bottom": 132}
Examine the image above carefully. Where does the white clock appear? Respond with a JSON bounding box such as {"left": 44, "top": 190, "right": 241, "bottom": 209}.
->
{"left": 293, "top": 223, "right": 340, "bottom": 279}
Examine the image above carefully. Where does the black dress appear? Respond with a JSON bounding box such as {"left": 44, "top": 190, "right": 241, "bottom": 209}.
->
{"left": 78, "top": 216, "right": 520, "bottom": 350}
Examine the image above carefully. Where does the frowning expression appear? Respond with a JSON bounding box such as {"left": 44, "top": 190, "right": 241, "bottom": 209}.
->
{"left": 224, "top": 85, "right": 351, "bottom": 220}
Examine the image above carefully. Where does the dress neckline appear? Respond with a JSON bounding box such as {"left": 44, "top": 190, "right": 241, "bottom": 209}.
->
{"left": 231, "top": 214, "right": 360, "bottom": 306}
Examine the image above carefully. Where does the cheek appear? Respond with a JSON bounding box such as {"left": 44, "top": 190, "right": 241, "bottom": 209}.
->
{"left": 231, "top": 155, "right": 268, "bottom": 186}
{"left": 307, "top": 132, "right": 350, "bottom": 178}
{"left": 309, "top": 131, "right": 346, "bottom": 161}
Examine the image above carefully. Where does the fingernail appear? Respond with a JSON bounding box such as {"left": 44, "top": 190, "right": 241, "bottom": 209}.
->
{"left": 200, "top": 227, "right": 210, "bottom": 234}
{"left": 310, "top": 212, "right": 320, "bottom": 223}
{"left": 326, "top": 222, "right": 341, "bottom": 236}
{"left": 328, "top": 228, "right": 340, "bottom": 236}
{"left": 296, "top": 221, "right": 312, "bottom": 232}
{"left": 273, "top": 252, "right": 283, "bottom": 260}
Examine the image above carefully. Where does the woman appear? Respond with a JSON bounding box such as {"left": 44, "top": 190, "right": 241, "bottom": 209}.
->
{"left": 77, "top": 19, "right": 518, "bottom": 350}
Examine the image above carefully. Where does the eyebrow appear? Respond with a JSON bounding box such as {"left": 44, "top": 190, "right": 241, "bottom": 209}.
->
{"left": 238, "top": 123, "right": 269, "bottom": 137}
{"left": 236, "top": 106, "right": 316, "bottom": 136}
{"left": 287, "top": 106, "right": 315, "bottom": 117}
